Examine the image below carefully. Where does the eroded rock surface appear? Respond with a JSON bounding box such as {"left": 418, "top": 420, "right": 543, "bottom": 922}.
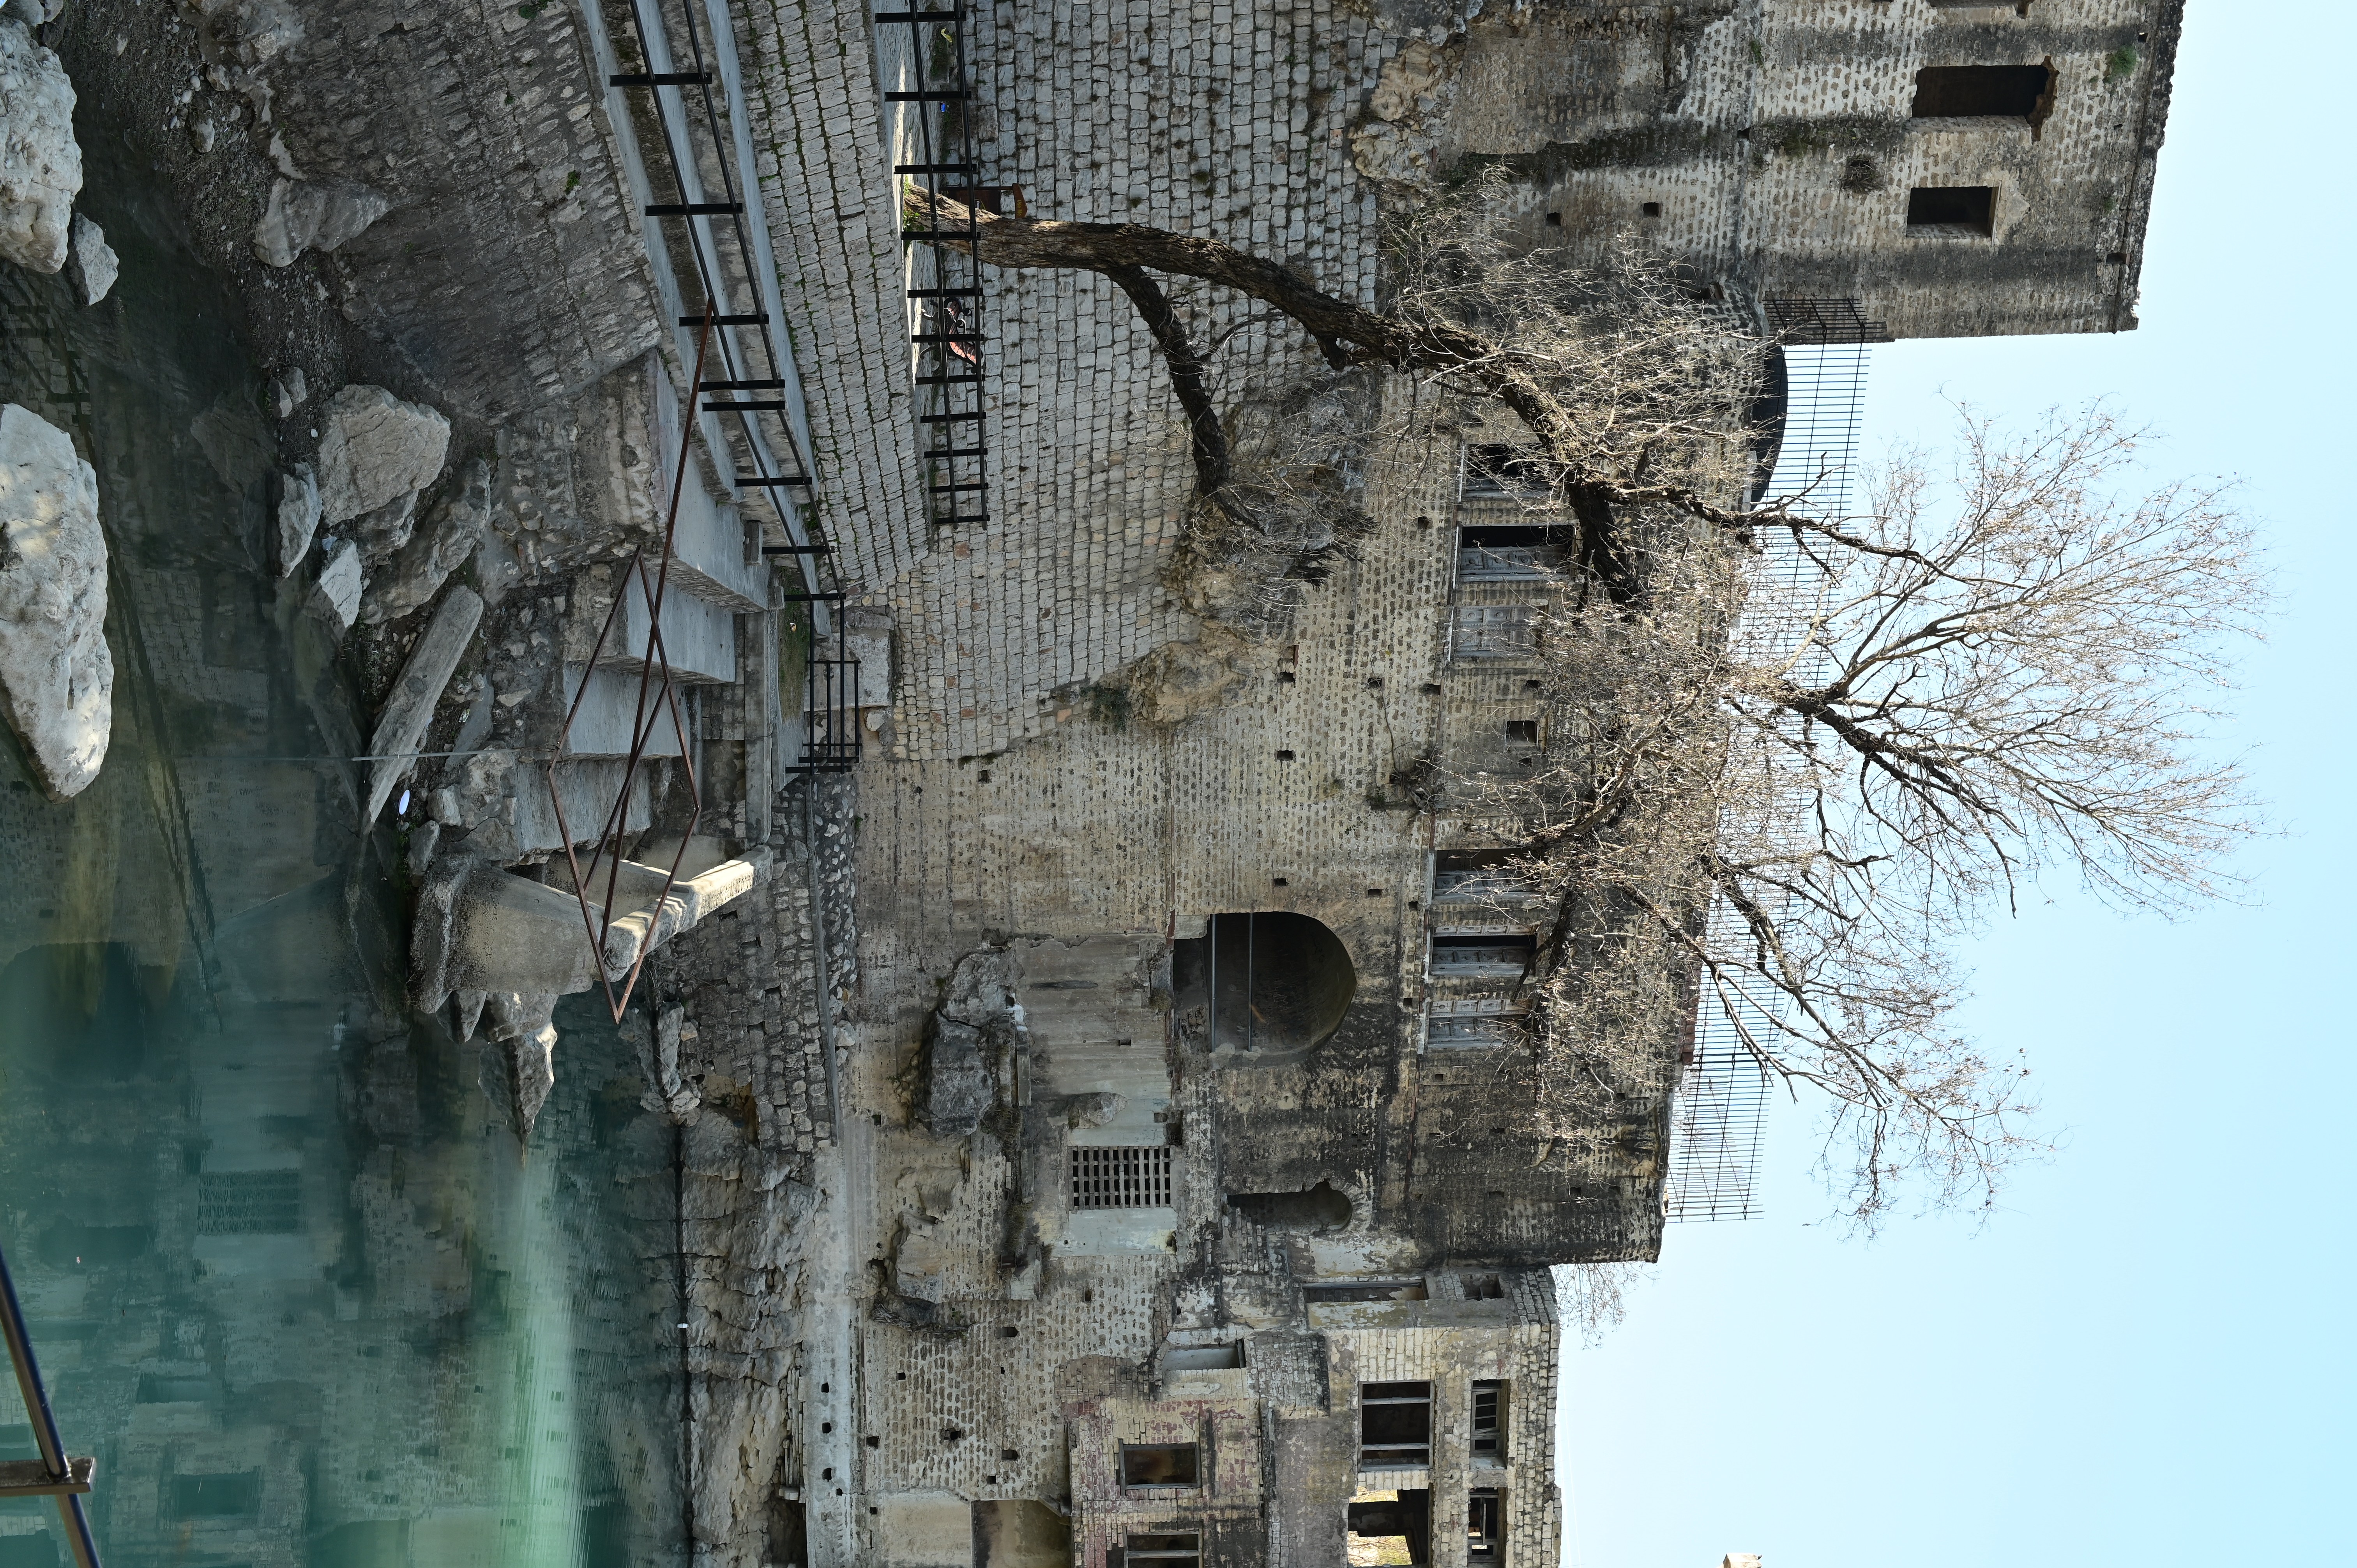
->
{"left": 251, "top": 177, "right": 389, "bottom": 268}
{"left": 0, "top": 403, "right": 111, "bottom": 798}
{"left": 362, "top": 457, "right": 490, "bottom": 623}
{"left": 0, "top": 21, "right": 80, "bottom": 274}
{"left": 315, "top": 384, "right": 449, "bottom": 526}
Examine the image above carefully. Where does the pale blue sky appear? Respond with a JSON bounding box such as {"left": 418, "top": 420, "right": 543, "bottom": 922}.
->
{"left": 1560, "top": 7, "right": 2357, "bottom": 1565}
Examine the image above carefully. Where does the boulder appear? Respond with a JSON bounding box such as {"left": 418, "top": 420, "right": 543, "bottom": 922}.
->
{"left": 357, "top": 582, "right": 481, "bottom": 825}
{"left": 0, "top": 21, "right": 80, "bottom": 274}
{"left": 314, "top": 384, "right": 449, "bottom": 526}
{"left": 360, "top": 458, "right": 489, "bottom": 623}
{"left": 0, "top": 403, "right": 111, "bottom": 799}
{"left": 311, "top": 539, "right": 362, "bottom": 628}
{"left": 66, "top": 214, "right": 115, "bottom": 305}
{"left": 251, "top": 177, "right": 387, "bottom": 268}
{"left": 272, "top": 462, "right": 319, "bottom": 575}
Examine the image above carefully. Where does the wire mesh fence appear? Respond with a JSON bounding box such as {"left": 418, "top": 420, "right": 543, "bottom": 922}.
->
{"left": 1662, "top": 299, "right": 1884, "bottom": 1224}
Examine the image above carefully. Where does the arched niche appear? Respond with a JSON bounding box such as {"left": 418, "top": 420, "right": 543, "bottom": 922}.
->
{"left": 1173, "top": 912, "right": 1357, "bottom": 1058}
{"left": 1226, "top": 1180, "right": 1353, "bottom": 1233}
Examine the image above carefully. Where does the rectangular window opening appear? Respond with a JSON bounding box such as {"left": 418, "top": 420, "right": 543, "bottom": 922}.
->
{"left": 1426, "top": 1017, "right": 1513, "bottom": 1049}
{"left": 1468, "top": 1489, "right": 1505, "bottom": 1562}
{"left": 1504, "top": 719, "right": 1539, "bottom": 744}
{"left": 1910, "top": 64, "right": 2053, "bottom": 120}
{"left": 1359, "top": 1380, "right": 1434, "bottom": 1467}
{"left": 1448, "top": 604, "right": 1539, "bottom": 661}
{"left": 1307, "top": 1280, "right": 1429, "bottom": 1305}
{"left": 1164, "top": 1342, "right": 1245, "bottom": 1372}
{"left": 1472, "top": 1380, "right": 1508, "bottom": 1460}
{"left": 1905, "top": 185, "right": 1995, "bottom": 237}
{"left": 1461, "top": 443, "right": 1550, "bottom": 500}
{"left": 1455, "top": 524, "right": 1567, "bottom": 583}
{"left": 1120, "top": 1444, "right": 1201, "bottom": 1489}
{"left": 1122, "top": 1533, "right": 1203, "bottom": 1566}
{"left": 1070, "top": 1146, "right": 1173, "bottom": 1209}
{"left": 1429, "top": 934, "right": 1535, "bottom": 979}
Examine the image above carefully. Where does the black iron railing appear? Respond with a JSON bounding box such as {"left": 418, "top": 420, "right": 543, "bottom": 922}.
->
{"left": 880, "top": 2, "right": 990, "bottom": 528}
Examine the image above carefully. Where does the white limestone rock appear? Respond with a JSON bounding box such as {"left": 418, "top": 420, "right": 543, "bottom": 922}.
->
{"left": 362, "top": 457, "right": 491, "bottom": 624}
{"left": 314, "top": 384, "right": 449, "bottom": 526}
{"left": 358, "top": 582, "right": 482, "bottom": 825}
{"left": 0, "top": 403, "right": 111, "bottom": 799}
{"left": 273, "top": 461, "right": 319, "bottom": 576}
{"left": 0, "top": 21, "right": 81, "bottom": 274}
{"left": 251, "top": 177, "right": 388, "bottom": 268}
{"left": 312, "top": 538, "right": 362, "bottom": 628}
{"left": 66, "top": 214, "right": 115, "bottom": 304}
{"left": 269, "top": 364, "right": 307, "bottom": 419}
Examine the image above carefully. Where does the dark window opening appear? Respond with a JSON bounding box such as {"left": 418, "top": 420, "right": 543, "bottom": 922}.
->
{"left": 1120, "top": 1444, "right": 1201, "bottom": 1488}
{"left": 1543, "top": 211, "right": 1562, "bottom": 226}
{"left": 1910, "top": 64, "right": 2054, "bottom": 122}
{"left": 1906, "top": 186, "right": 1996, "bottom": 236}
{"left": 1640, "top": 200, "right": 1662, "bottom": 217}
{"left": 1429, "top": 934, "right": 1535, "bottom": 979}
{"left": 1504, "top": 719, "right": 1539, "bottom": 744}
{"left": 1171, "top": 912, "right": 1358, "bottom": 1055}
{"left": 1348, "top": 1490, "right": 1433, "bottom": 1564}
{"left": 1467, "top": 1490, "right": 1504, "bottom": 1562}
{"left": 1454, "top": 519, "right": 1565, "bottom": 581}
{"left": 1472, "top": 1380, "right": 1507, "bottom": 1460}
{"left": 1462, "top": 443, "right": 1550, "bottom": 500}
{"left": 1307, "top": 1280, "right": 1429, "bottom": 1305}
{"left": 1227, "top": 1181, "right": 1353, "bottom": 1232}
{"left": 1432, "top": 849, "right": 1533, "bottom": 906}
{"left": 1360, "top": 1381, "right": 1434, "bottom": 1466}
{"left": 1121, "top": 1533, "right": 1202, "bottom": 1567}
{"left": 1465, "top": 1273, "right": 1507, "bottom": 1301}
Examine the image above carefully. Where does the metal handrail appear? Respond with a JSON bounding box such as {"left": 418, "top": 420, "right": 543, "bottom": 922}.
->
{"left": 0, "top": 1241, "right": 102, "bottom": 1568}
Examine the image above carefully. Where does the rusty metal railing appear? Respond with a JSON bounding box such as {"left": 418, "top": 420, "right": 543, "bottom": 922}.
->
{"left": 545, "top": 311, "right": 719, "bottom": 1023}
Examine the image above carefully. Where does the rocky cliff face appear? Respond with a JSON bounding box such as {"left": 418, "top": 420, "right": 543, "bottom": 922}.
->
{"left": 0, "top": 401, "right": 110, "bottom": 798}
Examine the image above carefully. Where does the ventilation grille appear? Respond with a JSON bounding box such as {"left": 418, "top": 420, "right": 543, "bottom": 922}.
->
{"left": 1069, "top": 1146, "right": 1173, "bottom": 1209}
{"left": 197, "top": 1171, "right": 301, "bottom": 1235}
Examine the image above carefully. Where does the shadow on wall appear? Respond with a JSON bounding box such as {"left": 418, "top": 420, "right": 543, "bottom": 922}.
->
{"left": 1227, "top": 1181, "right": 1354, "bottom": 1233}
{"left": 1171, "top": 913, "right": 1356, "bottom": 1061}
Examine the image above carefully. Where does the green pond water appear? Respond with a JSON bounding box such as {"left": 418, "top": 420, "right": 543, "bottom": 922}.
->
{"left": 0, "top": 148, "right": 687, "bottom": 1568}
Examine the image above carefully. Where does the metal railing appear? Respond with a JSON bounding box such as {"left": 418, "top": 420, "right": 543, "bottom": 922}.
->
{"left": 1, "top": 1241, "right": 102, "bottom": 1568}
{"left": 545, "top": 313, "right": 720, "bottom": 1023}
{"left": 574, "top": 0, "right": 839, "bottom": 625}
{"left": 879, "top": 2, "right": 990, "bottom": 528}
{"left": 1663, "top": 298, "right": 1883, "bottom": 1224}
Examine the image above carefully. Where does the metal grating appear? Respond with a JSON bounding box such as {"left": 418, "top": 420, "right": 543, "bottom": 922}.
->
{"left": 1069, "top": 1146, "right": 1173, "bottom": 1209}
{"left": 1665, "top": 298, "right": 1880, "bottom": 1224}
{"left": 880, "top": 2, "right": 990, "bottom": 527}
{"left": 195, "top": 1172, "right": 301, "bottom": 1236}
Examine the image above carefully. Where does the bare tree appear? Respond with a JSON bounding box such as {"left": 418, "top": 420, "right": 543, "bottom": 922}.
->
{"left": 1468, "top": 411, "right": 2262, "bottom": 1224}
{"left": 916, "top": 178, "right": 2266, "bottom": 1223}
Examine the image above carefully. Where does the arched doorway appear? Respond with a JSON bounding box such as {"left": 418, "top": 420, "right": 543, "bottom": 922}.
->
{"left": 1178, "top": 912, "right": 1356, "bottom": 1055}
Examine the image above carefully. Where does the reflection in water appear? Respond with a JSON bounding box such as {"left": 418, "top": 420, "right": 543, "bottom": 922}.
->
{"left": 1, "top": 145, "right": 684, "bottom": 1568}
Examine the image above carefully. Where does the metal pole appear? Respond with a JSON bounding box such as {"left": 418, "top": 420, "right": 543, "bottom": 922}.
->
{"left": 1207, "top": 914, "right": 1218, "bottom": 1051}
{"left": 1246, "top": 912, "right": 1255, "bottom": 1055}
{"left": 0, "top": 1243, "right": 103, "bottom": 1568}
